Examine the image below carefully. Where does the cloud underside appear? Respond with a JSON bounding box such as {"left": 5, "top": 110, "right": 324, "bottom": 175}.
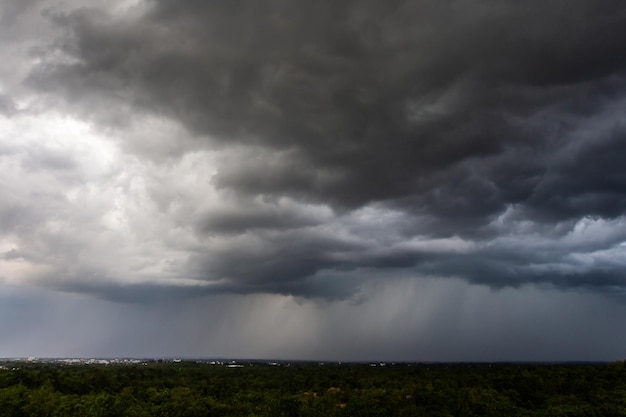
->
{"left": 1, "top": 0, "right": 626, "bottom": 301}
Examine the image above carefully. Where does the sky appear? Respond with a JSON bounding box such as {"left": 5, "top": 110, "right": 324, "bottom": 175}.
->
{"left": 0, "top": 0, "right": 626, "bottom": 361}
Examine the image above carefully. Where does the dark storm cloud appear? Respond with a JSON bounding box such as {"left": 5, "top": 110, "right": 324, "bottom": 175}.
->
{"left": 31, "top": 0, "right": 626, "bottom": 213}
{"left": 524, "top": 119, "right": 626, "bottom": 221}
{"left": 17, "top": 0, "right": 626, "bottom": 298}
{"left": 193, "top": 195, "right": 328, "bottom": 235}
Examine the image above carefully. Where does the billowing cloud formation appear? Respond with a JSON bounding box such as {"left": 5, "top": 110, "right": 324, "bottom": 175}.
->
{"left": 1, "top": 0, "right": 626, "bottom": 304}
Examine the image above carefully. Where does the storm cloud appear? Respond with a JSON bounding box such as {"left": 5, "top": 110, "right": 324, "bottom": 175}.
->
{"left": 0, "top": 0, "right": 626, "bottom": 359}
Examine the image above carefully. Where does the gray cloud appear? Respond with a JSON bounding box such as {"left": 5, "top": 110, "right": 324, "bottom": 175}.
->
{"left": 29, "top": 0, "right": 626, "bottom": 213}
{"left": 0, "top": 0, "right": 625, "bottom": 306}
{"left": 0, "top": 95, "right": 17, "bottom": 117}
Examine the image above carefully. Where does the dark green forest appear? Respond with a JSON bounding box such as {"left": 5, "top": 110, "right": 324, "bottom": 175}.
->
{"left": 1, "top": 360, "right": 626, "bottom": 416}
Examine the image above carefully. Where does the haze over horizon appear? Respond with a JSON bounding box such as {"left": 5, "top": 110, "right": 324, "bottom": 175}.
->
{"left": 1, "top": 0, "right": 626, "bottom": 361}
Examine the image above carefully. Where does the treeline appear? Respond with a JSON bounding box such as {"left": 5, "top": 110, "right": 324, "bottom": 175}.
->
{"left": 1, "top": 360, "right": 626, "bottom": 416}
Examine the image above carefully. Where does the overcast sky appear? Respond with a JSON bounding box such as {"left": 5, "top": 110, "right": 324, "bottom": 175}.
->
{"left": 1, "top": 0, "right": 626, "bottom": 361}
